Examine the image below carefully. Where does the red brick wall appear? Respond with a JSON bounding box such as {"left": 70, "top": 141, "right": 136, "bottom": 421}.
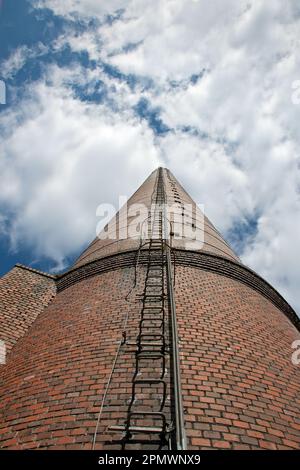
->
{"left": 0, "top": 265, "right": 56, "bottom": 353}
{"left": 0, "top": 263, "right": 299, "bottom": 450}
{"left": 175, "top": 266, "right": 300, "bottom": 450}
{"left": 0, "top": 267, "right": 142, "bottom": 450}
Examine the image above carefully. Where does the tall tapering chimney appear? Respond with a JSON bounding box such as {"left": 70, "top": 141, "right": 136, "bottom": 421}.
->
{"left": 0, "top": 168, "right": 299, "bottom": 450}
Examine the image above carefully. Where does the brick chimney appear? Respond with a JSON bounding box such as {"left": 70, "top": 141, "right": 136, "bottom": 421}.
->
{"left": 0, "top": 167, "right": 299, "bottom": 450}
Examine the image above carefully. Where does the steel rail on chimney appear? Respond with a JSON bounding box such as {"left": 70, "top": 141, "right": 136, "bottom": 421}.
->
{"left": 158, "top": 168, "right": 187, "bottom": 450}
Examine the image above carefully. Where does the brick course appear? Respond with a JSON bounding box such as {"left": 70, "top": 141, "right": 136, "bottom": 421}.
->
{"left": 0, "top": 265, "right": 56, "bottom": 353}
{"left": 0, "top": 263, "right": 299, "bottom": 449}
{"left": 0, "top": 267, "right": 150, "bottom": 449}
{"left": 175, "top": 266, "right": 300, "bottom": 450}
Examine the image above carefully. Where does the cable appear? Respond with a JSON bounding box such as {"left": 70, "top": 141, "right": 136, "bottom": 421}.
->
{"left": 91, "top": 309, "right": 130, "bottom": 450}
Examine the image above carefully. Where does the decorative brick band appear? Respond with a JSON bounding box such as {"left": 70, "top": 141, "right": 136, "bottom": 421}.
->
{"left": 174, "top": 250, "right": 300, "bottom": 331}
{"left": 56, "top": 249, "right": 299, "bottom": 331}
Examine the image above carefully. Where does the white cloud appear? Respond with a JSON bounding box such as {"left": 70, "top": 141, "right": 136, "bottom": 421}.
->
{"left": 243, "top": 193, "right": 300, "bottom": 313}
{"left": 102, "top": 0, "right": 243, "bottom": 81}
{"left": 0, "top": 68, "right": 159, "bottom": 271}
{"left": 159, "top": 132, "right": 253, "bottom": 233}
{"left": 33, "top": 0, "right": 126, "bottom": 19}
{"left": 1, "top": 46, "right": 30, "bottom": 80}
{"left": 1, "top": 43, "right": 48, "bottom": 79}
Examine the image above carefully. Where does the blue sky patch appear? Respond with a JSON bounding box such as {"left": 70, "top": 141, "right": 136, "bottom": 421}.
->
{"left": 227, "top": 216, "right": 259, "bottom": 256}
{"left": 134, "top": 97, "right": 170, "bottom": 135}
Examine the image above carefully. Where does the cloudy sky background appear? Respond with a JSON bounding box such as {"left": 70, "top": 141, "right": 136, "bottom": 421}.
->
{"left": 0, "top": 0, "right": 300, "bottom": 313}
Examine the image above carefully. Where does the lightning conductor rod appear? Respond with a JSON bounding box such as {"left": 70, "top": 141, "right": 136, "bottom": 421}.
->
{"left": 160, "top": 167, "right": 187, "bottom": 450}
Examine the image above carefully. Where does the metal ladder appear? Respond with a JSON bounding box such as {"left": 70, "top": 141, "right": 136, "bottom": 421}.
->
{"left": 100, "top": 168, "right": 186, "bottom": 450}
{"left": 109, "top": 168, "right": 172, "bottom": 448}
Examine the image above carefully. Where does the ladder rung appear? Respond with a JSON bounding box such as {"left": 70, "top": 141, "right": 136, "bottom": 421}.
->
{"left": 139, "top": 332, "right": 164, "bottom": 338}
{"left": 136, "top": 352, "right": 165, "bottom": 358}
{"left": 140, "top": 321, "right": 164, "bottom": 327}
{"left": 141, "top": 316, "right": 164, "bottom": 322}
{"left": 142, "top": 306, "right": 165, "bottom": 311}
{"left": 109, "top": 425, "right": 164, "bottom": 434}
{"left": 145, "top": 283, "right": 163, "bottom": 287}
{"left": 134, "top": 379, "right": 166, "bottom": 385}
{"left": 140, "top": 325, "right": 164, "bottom": 330}
{"left": 144, "top": 290, "right": 164, "bottom": 295}
{"left": 141, "top": 315, "right": 164, "bottom": 320}
{"left": 143, "top": 295, "right": 165, "bottom": 300}
{"left": 126, "top": 341, "right": 166, "bottom": 347}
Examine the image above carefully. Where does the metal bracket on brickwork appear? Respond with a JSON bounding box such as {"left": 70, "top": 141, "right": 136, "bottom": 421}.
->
{"left": 162, "top": 169, "right": 187, "bottom": 451}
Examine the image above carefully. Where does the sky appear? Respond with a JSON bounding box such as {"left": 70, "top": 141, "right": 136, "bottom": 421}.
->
{"left": 0, "top": 0, "right": 300, "bottom": 314}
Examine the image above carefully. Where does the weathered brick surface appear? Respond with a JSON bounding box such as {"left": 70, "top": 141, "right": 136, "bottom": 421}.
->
{"left": 56, "top": 249, "right": 299, "bottom": 329}
{"left": 73, "top": 168, "right": 239, "bottom": 268}
{"left": 0, "top": 262, "right": 299, "bottom": 449}
{"left": 175, "top": 266, "right": 300, "bottom": 450}
{"left": 0, "top": 267, "right": 148, "bottom": 449}
{"left": 0, "top": 265, "right": 56, "bottom": 353}
{"left": 164, "top": 169, "right": 239, "bottom": 262}
{"left": 72, "top": 170, "right": 157, "bottom": 268}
